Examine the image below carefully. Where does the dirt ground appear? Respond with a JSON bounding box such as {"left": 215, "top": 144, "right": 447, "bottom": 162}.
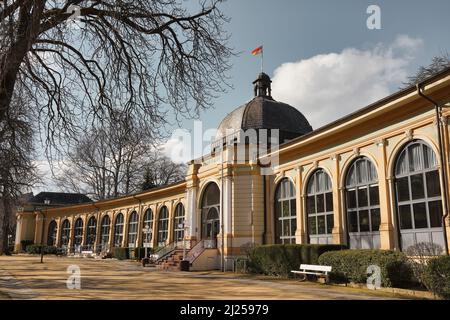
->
{"left": 0, "top": 255, "right": 410, "bottom": 300}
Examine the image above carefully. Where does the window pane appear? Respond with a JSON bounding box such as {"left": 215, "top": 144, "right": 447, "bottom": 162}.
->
{"left": 317, "top": 215, "right": 326, "bottom": 234}
{"left": 369, "top": 185, "right": 380, "bottom": 206}
{"left": 316, "top": 194, "right": 324, "bottom": 213}
{"left": 326, "top": 214, "right": 334, "bottom": 234}
{"left": 325, "top": 192, "right": 333, "bottom": 212}
{"left": 371, "top": 208, "right": 381, "bottom": 232}
{"left": 357, "top": 187, "right": 368, "bottom": 207}
{"left": 290, "top": 199, "right": 296, "bottom": 217}
{"left": 290, "top": 218, "right": 297, "bottom": 237}
{"left": 282, "top": 201, "right": 289, "bottom": 217}
{"left": 347, "top": 190, "right": 356, "bottom": 209}
{"left": 428, "top": 200, "right": 443, "bottom": 228}
{"left": 396, "top": 177, "right": 410, "bottom": 202}
{"left": 399, "top": 205, "right": 412, "bottom": 229}
{"left": 348, "top": 211, "right": 358, "bottom": 232}
{"left": 306, "top": 196, "right": 315, "bottom": 215}
{"left": 413, "top": 202, "right": 427, "bottom": 229}
{"left": 411, "top": 174, "right": 425, "bottom": 200}
{"left": 283, "top": 219, "right": 290, "bottom": 236}
{"left": 359, "top": 210, "right": 370, "bottom": 232}
{"left": 275, "top": 202, "right": 282, "bottom": 218}
{"left": 308, "top": 217, "right": 317, "bottom": 235}
{"left": 426, "top": 170, "right": 441, "bottom": 198}
{"left": 275, "top": 220, "right": 282, "bottom": 243}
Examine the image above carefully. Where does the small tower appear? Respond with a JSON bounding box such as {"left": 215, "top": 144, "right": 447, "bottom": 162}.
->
{"left": 252, "top": 72, "right": 272, "bottom": 97}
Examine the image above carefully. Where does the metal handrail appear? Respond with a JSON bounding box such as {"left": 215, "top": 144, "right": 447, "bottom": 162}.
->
{"left": 185, "top": 240, "right": 204, "bottom": 264}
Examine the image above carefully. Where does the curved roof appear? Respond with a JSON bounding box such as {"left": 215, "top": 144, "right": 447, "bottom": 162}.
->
{"left": 216, "top": 96, "right": 312, "bottom": 140}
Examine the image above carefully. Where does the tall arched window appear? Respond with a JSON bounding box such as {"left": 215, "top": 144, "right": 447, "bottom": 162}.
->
{"left": 275, "top": 178, "right": 297, "bottom": 244}
{"left": 395, "top": 140, "right": 444, "bottom": 252}
{"left": 306, "top": 170, "right": 333, "bottom": 244}
{"left": 345, "top": 157, "right": 380, "bottom": 249}
{"left": 100, "top": 215, "right": 111, "bottom": 250}
{"left": 157, "top": 206, "right": 169, "bottom": 247}
{"left": 86, "top": 216, "right": 97, "bottom": 250}
{"left": 201, "top": 183, "right": 220, "bottom": 248}
{"left": 173, "top": 203, "right": 185, "bottom": 243}
{"left": 113, "top": 213, "right": 124, "bottom": 247}
{"left": 60, "top": 219, "right": 70, "bottom": 247}
{"left": 47, "top": 220, "right": 57, "bottom": 246}
{"left": 127, "top": 211, "right": 139, "bottom": 247}
{"left": 74, "top": 218, "right": 83, "bottom": 248}
{"left": 142, "top": 209, "right": 153, "bottom": 246}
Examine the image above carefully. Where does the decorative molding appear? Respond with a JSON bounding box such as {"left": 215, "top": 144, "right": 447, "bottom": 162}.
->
{"left": 330, "top": 154, "right": 341, "bottom": 162}
{"left": 405, "top": 129, "right": 414, "bottom": 141}
{"left": 375, "top": 138, "right": 386, "bottom": 147}
{"left": 312, "top": 160, "right": 319, "bottom": 169}
{"left": 353, "top": 147, "right": 360, "bottom": 157}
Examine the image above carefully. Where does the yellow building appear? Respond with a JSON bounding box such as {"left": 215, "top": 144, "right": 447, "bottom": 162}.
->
{"left": 15, "top": 68, "right": 450, "bottom": 270}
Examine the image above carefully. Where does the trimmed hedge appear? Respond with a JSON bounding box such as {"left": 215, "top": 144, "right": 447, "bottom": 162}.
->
{"left": 423, "top": 255, "right": 450, "bottom": 299}
{"left": 247, "top": 244, "right": 347, "bottom": 277}
{"left": 20, "top": 240, "right": 33, "bottom": 251}
{"left": 26, "top": 245, "right": 58, "bottom": 255}
{"left": 112, "top": 247, "right": 129, "bottom": 260}
{"left": 318, "top": 249, "right": 413, "bottom": 288}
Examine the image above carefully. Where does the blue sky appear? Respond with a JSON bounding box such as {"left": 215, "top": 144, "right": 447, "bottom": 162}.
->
{"left": 160, "top": 0, "right": 450, "bottom": 160}
{"left": 180, "top": 0, "right": 450, "bottom": 130}
{"left": 35, "top": 0, "right": 450, "bottom": 192}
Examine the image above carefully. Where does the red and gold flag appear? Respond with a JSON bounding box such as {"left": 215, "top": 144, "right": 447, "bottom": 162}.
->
{"left": 251, "top": 45, "right": 263, "bottom": 56}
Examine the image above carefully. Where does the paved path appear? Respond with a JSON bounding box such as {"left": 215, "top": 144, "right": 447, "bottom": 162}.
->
{"left": 0, "top": 255, "right": 407, "bottom": 300}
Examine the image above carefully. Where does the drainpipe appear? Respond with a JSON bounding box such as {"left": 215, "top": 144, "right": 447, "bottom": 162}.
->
{"left": 417, "top": 83, "right": 449, "bottom": 255}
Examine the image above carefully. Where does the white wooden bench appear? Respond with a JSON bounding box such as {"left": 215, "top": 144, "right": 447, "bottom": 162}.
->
{"left": 291, "top": 264, "right": 332, "bottom": 283}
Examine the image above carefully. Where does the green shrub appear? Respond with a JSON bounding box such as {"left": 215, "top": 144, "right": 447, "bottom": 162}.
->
{"left": 26, "top": 245, "right": 57, "bottom": 255}
{"left": 113, "top": 247, "right": 129, "bottom": 260}
{"left": 247, "top": 244, "right": 347, "bottom": 277}
{"left": 318, "top": 249, "right": 413, "bottom": 287}
{"left": 423, "top": 255, "right": 450, "bottom": 299}
{"left": 20, "top": 240, "right": 33, "bottom": 251}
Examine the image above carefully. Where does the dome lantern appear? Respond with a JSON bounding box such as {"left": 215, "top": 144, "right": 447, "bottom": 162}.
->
{"left": 253, "top": 72, "right": 272, "bottom": 97}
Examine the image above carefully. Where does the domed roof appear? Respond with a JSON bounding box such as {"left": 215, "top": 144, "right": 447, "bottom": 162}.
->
{"left": 215, "top": 73, "right": 312, "bottom": 143}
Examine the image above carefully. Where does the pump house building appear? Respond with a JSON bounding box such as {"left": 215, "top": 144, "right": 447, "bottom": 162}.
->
{"left": 15, "top": 68, "right": 450, "bottom": 270}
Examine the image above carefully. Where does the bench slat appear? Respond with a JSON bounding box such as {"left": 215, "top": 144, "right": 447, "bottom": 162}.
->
{"left": 299, "top": 264, "right": 332, "bottom": 272}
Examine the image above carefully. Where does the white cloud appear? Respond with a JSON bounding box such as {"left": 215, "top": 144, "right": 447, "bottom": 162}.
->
{"left": 271, "top": 35, "right": 424, "bottom": 129}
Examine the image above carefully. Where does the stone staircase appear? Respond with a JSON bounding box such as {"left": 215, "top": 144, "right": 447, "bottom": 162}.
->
{"left": 155, "top": 249, "right": 186, "bottom": 271}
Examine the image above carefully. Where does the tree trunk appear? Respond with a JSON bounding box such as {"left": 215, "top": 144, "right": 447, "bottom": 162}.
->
{"left": 0, "top": 194, "right": 12, "bottom": 255}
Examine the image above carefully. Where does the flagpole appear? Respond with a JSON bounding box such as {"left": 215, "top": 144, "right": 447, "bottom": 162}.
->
{"left": 261, "top": 47, "right": 264, "bottom": 73}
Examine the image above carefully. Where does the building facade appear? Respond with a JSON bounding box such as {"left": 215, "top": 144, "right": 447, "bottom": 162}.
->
{"left": 15, "top": 68, "right": 450, "bottom": 269}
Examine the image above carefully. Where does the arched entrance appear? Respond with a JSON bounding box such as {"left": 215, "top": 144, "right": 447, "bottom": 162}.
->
{"left": 201, "top": 183, "right": 220, "bottom": 248}
{"left": 394, "top": 140, "right": 445, "bottom": 253}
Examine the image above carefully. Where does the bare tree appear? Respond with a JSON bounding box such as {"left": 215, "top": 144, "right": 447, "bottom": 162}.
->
{"left": 141, "top": 152, "right": 186, "bottom": 190}
{"left": 0, "top": 0, "right": 232, "bottom": 153}
{"left": 402, "top": 52, "right": 450, "bottom": 88}
{"left": 54, "top": 111, "right": 184, "bottom": 199}
{"left": 0, "top": 88, "right": 37, "bottom": 254}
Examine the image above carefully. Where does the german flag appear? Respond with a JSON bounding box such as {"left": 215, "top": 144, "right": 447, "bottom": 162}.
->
{"left": 251, "top": 45, "right": 263, "bottom": 56}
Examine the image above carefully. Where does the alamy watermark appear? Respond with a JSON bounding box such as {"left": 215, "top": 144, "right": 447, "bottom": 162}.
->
{"left": 66, "top": 265, "right": 81, "bottom": 290}
{"left": 366, "top": 5, "right": 381, "bottom": 30}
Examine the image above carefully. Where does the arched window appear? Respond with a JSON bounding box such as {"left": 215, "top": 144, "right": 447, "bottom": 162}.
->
{"left": 74, "top": 218, "right": 83, "bottom": 247}
{"left": 306, "top": 170, "right": 333, "bottom": 244}
{"left": 127, "top": 211, "right": 139, "bottom": 247}
{"left": 173, "top": 203, "right": 185, "bottom": 243}
{"left": 345, "top": 157, "right": 380, "bottom": 249}
{"left": 201, "top": 183, "right": 220, "bottom": 248}
{"left": 157, "top": 206, "right": 169, "bottom": 247}
{"left": 86, "top": 216, "right": 97, "bottom": 250}
{"left": 100, "top": 215, "right": 111, "bottom": 250}
{"left": 275, "top": 178, "right": 296, "bottom": 244}
{"left": 142, "top": 209, "right": 153, "bottom": 246}
{"left": 113, "top": 213, "right": 124, "bottom": 247}
{"left": 47, "top": 220, "right": 57, "bottom": 246}
{"left": 395, "top": 140, "right": 444, "bottom": 252}
{"left": 60, "top": 219, "right": 70, "bottom": 246}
